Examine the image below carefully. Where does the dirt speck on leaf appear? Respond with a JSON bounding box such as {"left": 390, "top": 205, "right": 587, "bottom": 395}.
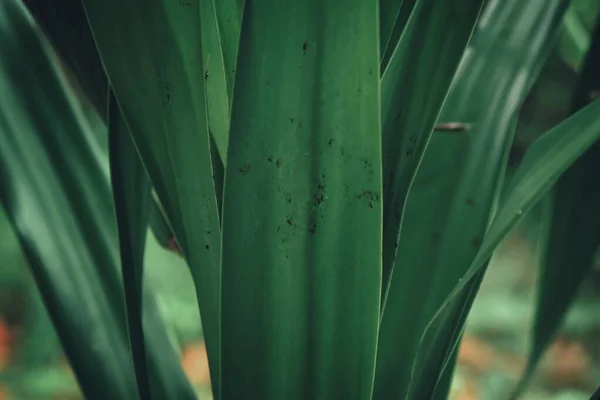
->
{"left": 239, "top": 164, "right": 251, "bottom": 175}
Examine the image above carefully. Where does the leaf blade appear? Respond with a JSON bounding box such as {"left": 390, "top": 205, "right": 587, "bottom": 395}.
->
{"left": 81, "top": 0, "right": 223, "bottom": 391}
{"left": 108, "top": 90, "right": 153, "bottom": 399}
{"left": 221, "top": 1, "right": 381, "bottom": 398}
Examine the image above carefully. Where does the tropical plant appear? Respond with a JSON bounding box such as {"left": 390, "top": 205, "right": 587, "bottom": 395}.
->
{"left": 1, "top": 0, "right": 599, "bottom": 399}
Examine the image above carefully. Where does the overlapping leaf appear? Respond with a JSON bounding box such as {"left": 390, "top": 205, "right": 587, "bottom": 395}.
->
{"left": 0, "top": 2, "right": 135, "bottom": 397}
{"left": 0, "top": 2, "right": 196, "bottom": 398}
{"left": 108, "top": 91, "right": 153, "bottom": 399}
{"left": 379, "top": 0, "right": 485, "bottom": 301}
{"left": 24, "top": 0, "right": 108, "bottom": 116}
{"left": 375, "top": 1, "right": 568, "bottom": 398}
{"left": 221, "top": 1, "right": 381, "bottom": 398}
{"left": 81, "top": 0, "right": 223, "bottom": 391}
{"left": 513, "top": 17, "right": 600, "bottom": 397}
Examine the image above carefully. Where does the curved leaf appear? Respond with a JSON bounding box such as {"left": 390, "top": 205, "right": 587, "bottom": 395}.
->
{"left": 0, "top": 3, "right": 197, "bottom": 399}
{"left": 514, "top": 17, "right": 600, "bottom": 397}
{"left": 375, "top": 0, "right": 568, "bottom": 397}
{"left": 437, "top": 96, "right": 600, "bottom": 355}
{"left": 0, "top": 2, "right": 135, "bottom": 397}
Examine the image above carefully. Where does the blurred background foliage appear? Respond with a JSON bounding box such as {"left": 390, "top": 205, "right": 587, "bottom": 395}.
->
{"left": 0, "top": 0, "right": 600, "bottom": 399}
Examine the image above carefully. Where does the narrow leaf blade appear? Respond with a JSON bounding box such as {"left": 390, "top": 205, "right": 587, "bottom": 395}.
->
{"left": 108, "top": 91, "right": 152, "bottom": 399}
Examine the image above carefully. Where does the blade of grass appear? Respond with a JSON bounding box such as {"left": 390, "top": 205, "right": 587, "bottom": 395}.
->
{"left": 375, "top": 1, "right": 567, "bottom": 397}
{"left": 81, "top": 0, "right": 223, "bottom": 392}
{"left": 380, "top": 0, "right": 485, "bottom": 305}
{"left": 108, "top": 90, "right": 152, "bottom": 399}
{"left": 512, "top": 17, "right": 600, "bottom": 398}
{"left": 221, "top": 1, "right": 381, "bottom": 398}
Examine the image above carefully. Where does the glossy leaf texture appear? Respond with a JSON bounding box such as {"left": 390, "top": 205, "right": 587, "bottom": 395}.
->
{"left": 374, "top": 0, "right": 568, "bottom": 398}
{"left": 81, "top": 0, "right": 223, "bottom": 391}
{"left": 0, "top": 1, "right": 135, "bottom": 397}
{"left": 0, "top": 3, "right": 197, "bottom": 399}
{"left": 221, "top": 1, "right": 381, "bottom": 399}
{"left": 108, "top": 91, "right": 152, "bottom": 399}
{"left": 380, "top": 0, "right": 485, "bottom": 302}
{"left": 514, "top": 17, "right": 600, "bottom": 397}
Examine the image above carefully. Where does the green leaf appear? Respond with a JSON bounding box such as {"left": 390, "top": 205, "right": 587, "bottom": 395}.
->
{"left": 436, "top": 97, "right": 600, "bottom": 363}
{"left": 201, "top": 0, "right": 232, "bottom": 161}
{"left": 108, "top": 91, "right": 152, "bottom": 399}
{"left": 214, "top": 0, "right": 245, "bottom": 102}
{"left": 379, "top": 0, "right": 416, "bottom": 73}
{"left": 513, "top": 18, "right": 600, "bottom": 397}
{"left": 375, "top": 1, "right": 567, "bottom": 397}
{"left": 409, "top": 268, "right": 485, "bottom": 399}
{"left": 0, "top": 2, "right": 135, "bottom": 397}
{"left": 221, "top": 1, "right": 381, "bottom": 398}
{"left": 81, "top": 0, "right": 223, "bottom": 392}
{"left": 380, "top": 0, "right": 485, "bottom": 303}
{"left": 0, "top": 3, "right": 197, "bottom": 399}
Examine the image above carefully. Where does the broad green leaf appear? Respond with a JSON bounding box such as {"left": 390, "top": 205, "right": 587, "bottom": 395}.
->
{"left": 81, "top": 0, "right": 223, "bottom": 391}
{"left": 0, "top": 3, "right": 196, "bottom": 399}
{"left": 375, "top": 1, "right": 567, "bottom": 397}
{"left": 514, "top": 19, "right": 600, "bottom": 397}
{"left": 108, "top": 91, "right": 152, "bottom": 399}
{"left": 221, "top": 1, "right": 381, "bottom": 398}
{"left": 0, "top": 1, "right": 135, "bottom": 397}
{"left": 380, "top": 0, "right": 485, "bottom": 302}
